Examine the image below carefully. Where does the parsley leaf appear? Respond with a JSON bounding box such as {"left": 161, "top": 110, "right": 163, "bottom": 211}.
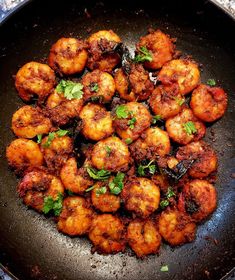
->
{"left": 96, "top": 186, "right": 107, "bottom": 196}
{"left": 87, "top": 167, "right": 111, "bottom": 180}
{"left": 160, "top": 187, "right": 176, "bottom": 209}
{"left": 137, "top": 160, "right": 156, "bottom": 176}
{"left": 42, "top": 132, "right": 55, "bottom": 148}
{"left": 85, "top": 186, "right": 95, "bottom": 192}
{"left": 90, "top": 82, "right": 99, "bottom": 92}
{"left": 42, "top": 192, "right": 63, "bottom": 216}
{"left": 207, "top": 79, "right": 216, "bottom": 86}
{"left": 128, "top": 117, "right": 137, "bottom": 129}
{"left": 116, "top": 105, "right": 129, "bottom": 119}
{"left": 173, "top": 96, "right": 184, "bottom": 106}
{"left": 109, "top": 172, "right": 125, "bottom": 195}
{"left": 183, "top": 121, "right": 197, "bottom": 135}
{"left": 105, "top": 146, "right": 112, "bottom": 157}
{"left": 134, "top": 46, "right": 153, "bottom": 63}
{"left": 160, "top": 200, "right": 169, "bottom": 209}
{"left": 152, "top": 115, "right": 162, "bottom": 124}
{"left": 160, "top": 265, "right": 169, "bottom": 272}
{"left": 56, "top": 80, "right": 84, "bottom": 100}
{"left": 125, "top": 138, "right": 133, "bottom": 145}
{"left": 37, "top": 134, "right": 42, "bottom": 144}
{"left": 56, "top": 129, "right": 69, "bottom": 137}
{"left": 166, "top": 187, "right": 175, "bottom": 199}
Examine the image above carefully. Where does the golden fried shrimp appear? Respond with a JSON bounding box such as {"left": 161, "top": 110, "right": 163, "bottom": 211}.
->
{"left": 129, "top": 127, "right": 171, "bottom": 162}
{"left": 190, "top": 84, "right": 228, "bottom": 122}
{"left": 114, "top": 68, "right": 135, "bottom": 101}
{"left": 176, "top": 141, "right": 217, "bottom": 178}
{"left": 113, "top": 102, "right": 152, "bottom": 142}
{"left": 41, "top": 135, "right": 73, "bottom": 175}
{"left": 87, "top": 30, "right": 121, "bottom": 72}
{"left": 178, "top": 179, "right": 217, "bottom": 222}
{"left": 158, "top": 209, "right": 196, "bottom": 246}
{"left": 165, "top": 108, "right": 206, "bottom": 145}
{"left": 57, "top": 197, "right": 94, "bottom": 236}
{"left": 91, "top": 180, "right": 121, "bottom": 213}
{"left": 91, "top": 136, "right": 130, "bottom": 172}
{"left": 17, "top": 170, "right": 64, "bottom": 212}
{"left": 149, "top": 84, "right": 185, "bottom": 120}
{"left": 15, "top": 61, "right": 55, "bottom": 103}
{"left": 88, "top": 214, "right": 126, "bottom": 254}
{"left": 6, "top": 139, "right": 43, "bottom": 173}
{"left": 122, "top": 177, "right": 160, "bottom": 218}
{"left": 82, "top": 69, "right": 115, "bottom": 102}
{"left": 46, "top": 90, "right": 66, "bottom": 109}
{"left": 127, "top": 219, "right": 161, "bottom": 257}
{"left": 60, "top": 157, "right": 93, "bottom": 194}
{"left": 48, "top": 38, "right": 88, "bottom": 75}
{"left": 79, "top": 104, "right": 114, "bottom": 141}
{"left": 158, "top": 59, "right": 200, "bottom": 95}
{"left": 136, "top": 29, "right": 175, "bottom": 70}
{"left": 12, "top": 105, "right": 52, "bottom": 138}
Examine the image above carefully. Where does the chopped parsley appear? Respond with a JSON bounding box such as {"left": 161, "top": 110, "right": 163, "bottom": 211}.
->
{"left": 207, "top": 79, "right": 216, "bottom": 86}
{"left": 160, "top": 187, "right": 176, "bottom": 209}
{"left": 86, "top": 167, "right": 111, "bottom": 180}
{"left": 56, "top": 80, "right": 84, "bottom": 100}
{"left": 160, "top": 265, "right": 169, "bottom": 272}
{"left": 183, "top": 121, "right": 197, "bottom": 135}
{"left": 160, "top": 200, "right": 169, "bottom": 209}
{"left": 152, "top": 115, "right": 162, "bottom": 124}
{"left": 42, "top": 192, "right": 63, "bottom": 216}
{"left": 174, "top": 96, "right": 184, "bottom": 106}
{"left": 137, "top": 160, "right": 156, "bottom": 176}
{"left": 109, "top": 172, "right": 125, "bottom": 195}
{"left": 105, "top": 146, "right": 112, "bottom": 157}
{"left": 90, "top": 82, "right": 99, "bottom": 92}
{"left": 116, "top": 105, "right": 129, "bottom": 119}
{"left": 37, "top": 134, "right": 42, "bottom": 144}
{"left": 96, "top": 186, "right": 107, "bottom": 196}
{"left": 85, "top": 186, "right": 95, "bottom": 192}
{"left": 42, "top": 129, "right": 69, "bottom": 148}
{"left": 166, "top": 187, "right": 176, "bottom": 199}
{"left": 56, "top": 129, "right": 69, "bottom": 137}
{"left": 128, "top": 117, "right": 137, "bottom": 129}
{"left": 134, "top": 46, "right": 153, "bottom": 63}
{"left": 125, "top": 138, "right": 133, "bottom": 145}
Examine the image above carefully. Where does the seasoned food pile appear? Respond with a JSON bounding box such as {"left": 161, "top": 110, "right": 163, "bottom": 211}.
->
{"left": 6, "top": 29, "right": 228, "bottom": 257}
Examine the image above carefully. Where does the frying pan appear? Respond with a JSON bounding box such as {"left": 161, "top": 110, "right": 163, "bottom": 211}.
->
{"left": 0, "top": 0, "right": 235, "bottom": 279}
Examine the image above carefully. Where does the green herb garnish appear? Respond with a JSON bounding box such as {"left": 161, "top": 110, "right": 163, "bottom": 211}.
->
{"left": 137, "top": 160, "right": 156, "bottom": 176}
{"left": 90, "top": 83, "right": 99, "bottom": 92}
{"left": 125, "top": 138, "right": 133, "bottom": 145}
{"left": 87, "top": 167, "right": 111, "bottom": 180}
{"left": 160, "top": 187, "right": 176, "bottom": 209}
{"left": 160, "top": 265, "right": 169, "bottom": 272}
{"left": 56, "top": 80, "right": 84, "bottom": 100}
{"left": 105, "top": 146, "right": 112, "bottom": 157}
{"left": 160, "top": 200, "right": 169, "bottom": 209}
{"left": 134, "top": 46, "right": 153, "bottom": 63}
{"left": 37, "top": 134, "right": 42, "bottom": 144}
{"left": 116, "top": 105, "right": 129, "bottom": 119}
{"left": 85, "top": 186, "right": 95, "bottom": 192}
{"left": 152, "top": 115, "right": 162, "bottom": 124}
{"left": 207, "top": 79, "right": 216, "bottom": 86}
{"left": 128, "top": 117, "right": 137, "bottom": 129}
{"left": 183, "top": 121, "right": 197, "bottom": 135}
{"left": 166, "top": 187, "right": 175, "bottom": 199}
{"left": 42, "top": 192, "right": 63, "bottom": 216}
{"left": 42, "top": 129, "right": 69, "bottom": 148}
{"left": 96, "top": 186, "right": 107, "bottom": 196}
{"left": 109, "top": 172, "right": 125, "bottom": 195}
{"left": 174, "top": 96, "right": 184, "bottom": 106}
{"left": 56, "top": 129, "right": 69, "bottom": 137}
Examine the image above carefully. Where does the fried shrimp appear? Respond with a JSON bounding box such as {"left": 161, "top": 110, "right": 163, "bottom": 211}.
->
{"left": 122, "top": 177, "right": 160, "bottom": 218}
{"left": 176, "top": 141, "right": 217, "bottom": 178}
{"left": 158, "top": 209, "right": 196, "bottom": 246}
{"left": 88, "top": 214, "right": 126, "bottom": 254}
{"left": 158, "top": 59, "right": 200, "bottom": 95}
{"left": 91, "top": 180, "right": 121, "bottom": 213}
{"left": 136, "top": 29, "right": 175, "bottom": 70}
{"left": 60, "top": 157, "right": 93, "bottom": 194}
{"left": 46, "top": 90, "right": 66, "bottom": 109}
{"left": 87, "top": 30, "right": 121, "bottom": 72}
{"left": 190, "top": 84, "right": 228, "bottom": 122}
{"left": 12, "top": 105, "right": 52, "bottom": 138}
{"left": 48, "top": 38, "right": 88, "bottom": 75}
{"left": 40, "top": 135, "right": 73, "bottom": 175}
{"left": 91, "top": 136, "right": 130, "bottom": 172}
{"left": 113, "top": 102, "right": 152, "bottom": 142}
{"left": 149, "top": 84, "right": 185, "bottom": 120}
{"left": 15, "top": 61, "right": 55, "bottom": 103}
{"left": 82, "top": 69, "right": 115, "bottom": 102}
{"left": 165, "top": 108, "right": 206, "bottom": 145}
{"left": 114, "top": 68, "right": 135, "bottom": 101}
{"left": 6, "top": 139, "right": 43, "bottom": 173}
{"left": 178, "top": 179, "right": 217, "bottom": 222}
{"left": 17, "top": 170, "right": 64, "bottom": 212}
{"left": 127, "top": 219, "right": 161, "bottom": 257}
{"left": 57, "top": 197, "right": 94, "bottom": 236}
{"left": 129, "top": 127, "right": 171, "bottom": 163}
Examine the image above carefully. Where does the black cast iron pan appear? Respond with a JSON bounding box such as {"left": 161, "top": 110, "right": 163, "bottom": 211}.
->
{"left": 0, "top": 0, "right": 235, "bottom": 279}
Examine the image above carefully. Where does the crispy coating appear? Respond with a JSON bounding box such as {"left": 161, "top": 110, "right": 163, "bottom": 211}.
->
{"left": 60, "top": 157, "right": 93, "bottom": 194}
{"left": 190, "top": 84, "right": 228, "bottom": 122}
{"left": 178, "top": 179, "right": 217, "bottom": 222}
{"left": 165, "top": 108, "right": 206, "bottom": 145}
{"left": 88, "top": 214, "right": 126, "bottom": 254}
{"left": 79, "top": 103, "right": 114, "bottom": 141}
{"left": 149, "top": 84, "right": 185, "bottom": 120}
{"left": 91, "top": 136, "right": 130, "bottom": 172}
{"left": 57, "top": 196, "right": 94, "bottom": 236}
{"left": 127, "top": 219, "right": 161, "bottom": 257}
{"left": 122, "top": 177, "right": 160, "bottom": 218}
{"left": 136, "top": 29, "right": 175, "bottom": 70}
{"left": 12, "top": 105, "right": 52, "bottom": 138}
{"left": 48, "top": 38, "right": 88, "bottom": 75}
{"left": 87, "top": 30, "right": 121, "bottom": 72}
{"left": 114, "top": 68, "right": 135, "bottom": 101}
{"left": 46, "top": 90, "right": 66, "bottom": 109}
{"left": 41, "top": 135, "right": 73, "bottom": 175}
{"left": 91, "top": 180, "right": 121, "bottom": 213}
{"left": 158, "top": 209, "right": 196, "bottom": 246}
{"left": 17, "top": 170, "right": 64, "bottom": 212}
{"left": 113, "top": 102, "right": 152, "bottom": 142}
{"left": 6, "top": 139, "right": 43, "bottom": 173}
{"left": 158, "top": 59, "right": 200, "bottom": 95}
{"left": 176, "top": 141, "right": 217, "bottom": 178}
{"left": 15, "top": 61, "right": 55, "bottom": 103}
{"left": 130, "top": 127, "right": 171, "bottom": 163}
{"left": 82, "top": 69, "right": 115, "bottom": 102}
